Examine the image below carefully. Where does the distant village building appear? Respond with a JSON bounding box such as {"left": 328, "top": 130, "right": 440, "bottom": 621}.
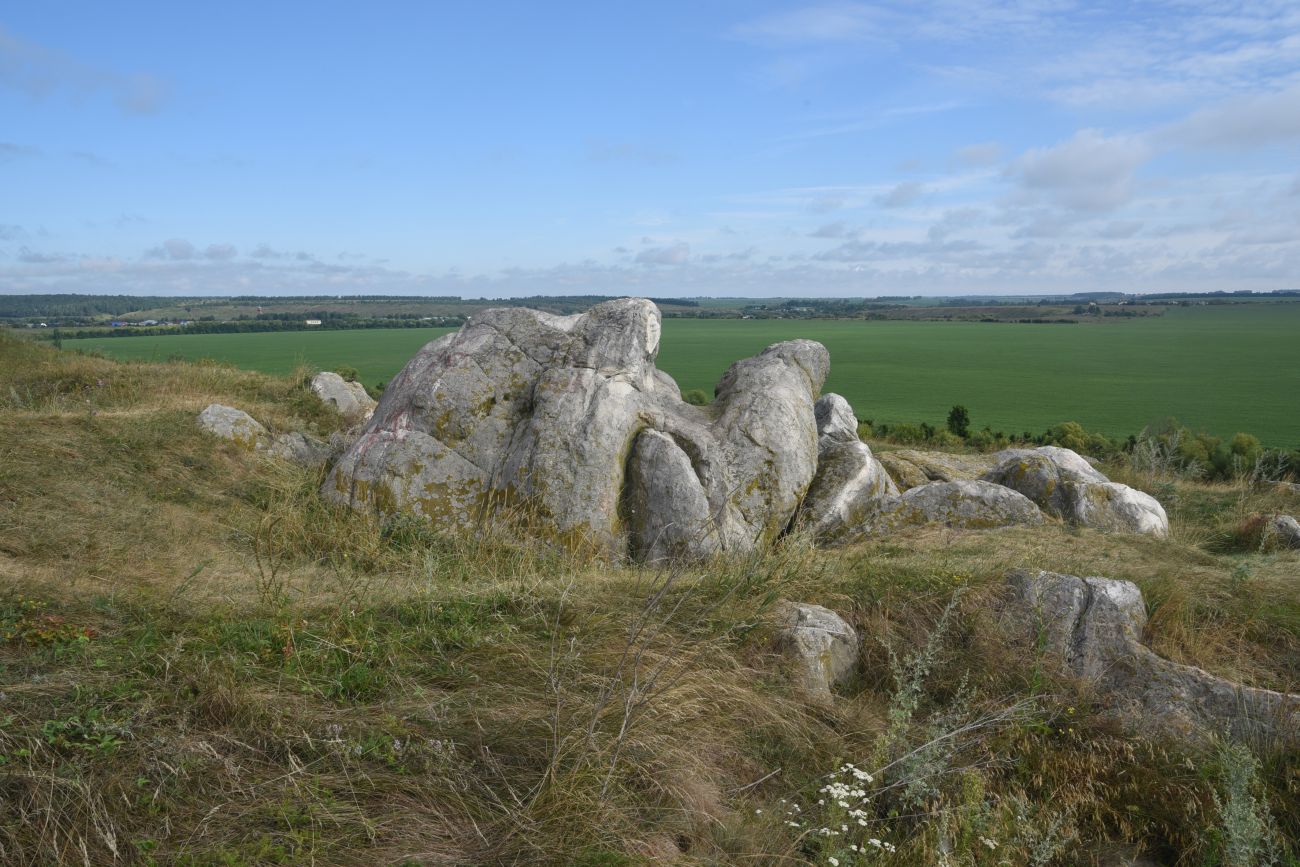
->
{"left": 305, "top": 319, "right": 323, "bottom": 326}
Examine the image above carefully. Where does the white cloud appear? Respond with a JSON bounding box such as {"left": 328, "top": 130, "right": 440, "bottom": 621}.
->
{"left": 1011, "top": 129, "right": 1152, "bottom": 212}
{"left": 635, "top": 242, "right": 690, "bottom": 265}
{"left": 1159, "top": 84, "right": 1300, "bottom": 148}
{"left": 204, "top": 243, "right": 237, "bottom": 261}
{"left": 876, "top": 181, "right": 924, "bottom": 208}
{"left": 146, "top": 238, "right": 196, "bottom": 260}
{"left": 809, "top": 221, "right": 853, "bottom": 238}
{"left": 730, "top": 4, "right": 882, "bottom": 45}
{"left": 956, "top": 141, "right": 1003, "bottom": 166}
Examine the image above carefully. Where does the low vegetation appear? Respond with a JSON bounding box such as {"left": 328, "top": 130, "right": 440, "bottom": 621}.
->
{"left": 1, "top": 332, "right": 1297, "bottom": 865}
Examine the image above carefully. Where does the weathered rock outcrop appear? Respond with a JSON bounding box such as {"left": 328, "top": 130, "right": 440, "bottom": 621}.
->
{"left": 984, "top": 447, "right": 1168, "bottom": 537}
{"left": 198, "top": 403, "right": 330, "bottom": 467}
{"left": 795, "top": 394, "right": 898, "bottom": 543}
{"left": 776, "top": 602, "right": 859, "bottom": 701}
{"left": 1006, "top": 570, "right": 1299, "bottom": 747}
{"left": 877, "top": 449, "right": 999, "bottom": 491}
{"left": 847, "top": 480, "right": 1044, "bottom": 539}
{"left": 1264, "top": 514, "right": 1300, "bottom": 550}
{"left": 311, "top": 372, "right": 377, "bottom": 424}
{"left": 323, "top": 299, "right": 829, "bottom": 560}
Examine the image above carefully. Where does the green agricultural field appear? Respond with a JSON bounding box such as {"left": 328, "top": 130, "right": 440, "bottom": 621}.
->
{"left": 63, "top": 301, "right": 1300, "bottom": 446}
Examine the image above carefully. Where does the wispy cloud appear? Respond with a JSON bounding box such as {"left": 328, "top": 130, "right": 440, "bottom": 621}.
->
{"left": 0, "top": 25, "right": 169, "bottom": 114}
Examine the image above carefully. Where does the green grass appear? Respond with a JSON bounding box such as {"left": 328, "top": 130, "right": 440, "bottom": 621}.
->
{"left": 62, "top": 302, "right": 1300, "bottom": 446}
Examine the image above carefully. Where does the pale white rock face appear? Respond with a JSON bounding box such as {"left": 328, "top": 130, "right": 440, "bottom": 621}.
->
{"left": 1005, "top": 570, "right": 1299, "bottom": 748}
{"left": 624, "top": 429, "right": 718, "bottom": 562}
{"left": 845, "top": 479, "right": 1044, "bottom": 540}
{"left": 984, "top": 446, "right": 1168, "bottom": 538}
{"left": 777, "top": 602, "right": 859, "bottom": 701}
{"left": 310, "top": 372, "right": 377, "bottom": 423}
{"left": 324, "top": 298, "right": 829, "bottom": 560}
{"left": 1072, "top": 482, "right": 1169, "bottom": 537}
{"left": 198, "top": 403, "right": 268, "bottom": 448}
{"left": 796, "top": 394, "right": 899, "bottom": 543}
{"left": 1265, "top": 514, "right": 1300, "bottom": 550}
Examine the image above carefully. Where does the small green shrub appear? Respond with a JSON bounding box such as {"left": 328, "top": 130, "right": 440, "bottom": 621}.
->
{"left": 946, "top": 404, "right": 970, "bottom": 438}
{"left": 334, "top": 365, "right": 359, "bottom": 382}
{"left": 683, "top": 388, "right": 710, "bottom": 406}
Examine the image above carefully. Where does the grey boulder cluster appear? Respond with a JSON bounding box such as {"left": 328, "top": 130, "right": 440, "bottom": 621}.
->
{"left": 302, "top": 297, "right": 1167, "bottom": 560}
{"left": 320, "top": 297, "right": 829, "bottom": 561}
{"left": 197, "top": 297, "right": 1168, "bottom": 560}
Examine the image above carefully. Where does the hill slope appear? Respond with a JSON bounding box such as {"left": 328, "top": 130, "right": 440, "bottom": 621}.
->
{"left": 0, "top": 332, "right": 1297, "bottom": 865}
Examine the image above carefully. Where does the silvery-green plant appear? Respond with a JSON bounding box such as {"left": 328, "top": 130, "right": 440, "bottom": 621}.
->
{"left": 1213, "top": 740, "right": 1281, "bottom": 867}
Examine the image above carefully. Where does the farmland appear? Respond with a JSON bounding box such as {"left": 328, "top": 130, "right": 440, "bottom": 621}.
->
{"left": 62, "top": 301, "right": 1300, "bottom": 446}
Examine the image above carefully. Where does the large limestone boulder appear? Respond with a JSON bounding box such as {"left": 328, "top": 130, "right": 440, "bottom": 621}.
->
{"left": 324, "top": 299, "right": 829, "bottom": 561}
{"left": 310, "top": 372, "right": 377, "bottom": 423}
{"left": 776, "top": 602, "right": 859, "bottom": 701}
{"left": 877, "top": 449, "right": 999, "bottom": 491}
{"left": 852, "top": 480, "right": 1044, "bottom": 538}
{"left": 795, "top": 394, "right": 898, "bottom": 543}
{"left": 1006, "top": 570, "right": 1300, "bottom": 747}
{"left": 1264, "top": 514, "right": 1300, "bottom": 550}
{"left": 984, "top": 446, "right": 1168, "bottom": 537}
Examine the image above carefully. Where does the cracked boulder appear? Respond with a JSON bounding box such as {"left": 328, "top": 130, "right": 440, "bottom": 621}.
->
{"left": 1005, "top": 570, "right": 1300, "bottom": 747}
{"left": 323, "top": 298, "right": 829, "bottom": 561}
{"left": 776, "top": 602, "right": 859, "bottom": 701}
{"left": 983, "top": 446, "right": 1168, "bottom": 537}
{"left": 794, "top": 393, "right": 898, "bottom": 543}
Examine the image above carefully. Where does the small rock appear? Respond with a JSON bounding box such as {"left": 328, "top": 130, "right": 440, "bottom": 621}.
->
{"left": 310, "top": 372, "right": 377, "bottom": 423}
{"left": 1264, "top": 514, "right": 1300, "bottom": 550}
{"left": 267, "top": 431, "right": 333, "bottom": 467}
{"left": 198, "top": 404, "right": 268, "bottom": 449}
{"left": 777, "top": 602, "right": 859, "bottom": 700}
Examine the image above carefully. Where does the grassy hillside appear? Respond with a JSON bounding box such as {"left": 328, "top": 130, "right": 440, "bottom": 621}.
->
{"left": 1, "top": 332, "right": 1298, "bottom": 865}
{"left": 64, "top": 301, "right": 1300, "bottom": 446}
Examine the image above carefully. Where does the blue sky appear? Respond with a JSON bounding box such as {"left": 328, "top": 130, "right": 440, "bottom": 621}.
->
{"left": 3, "top": 1, "right": 1299, "bottom": 297}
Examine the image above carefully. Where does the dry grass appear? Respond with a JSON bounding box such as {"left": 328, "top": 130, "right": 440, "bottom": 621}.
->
{"left": 1, "top": 330, "right": 1297, "bottom": 865}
